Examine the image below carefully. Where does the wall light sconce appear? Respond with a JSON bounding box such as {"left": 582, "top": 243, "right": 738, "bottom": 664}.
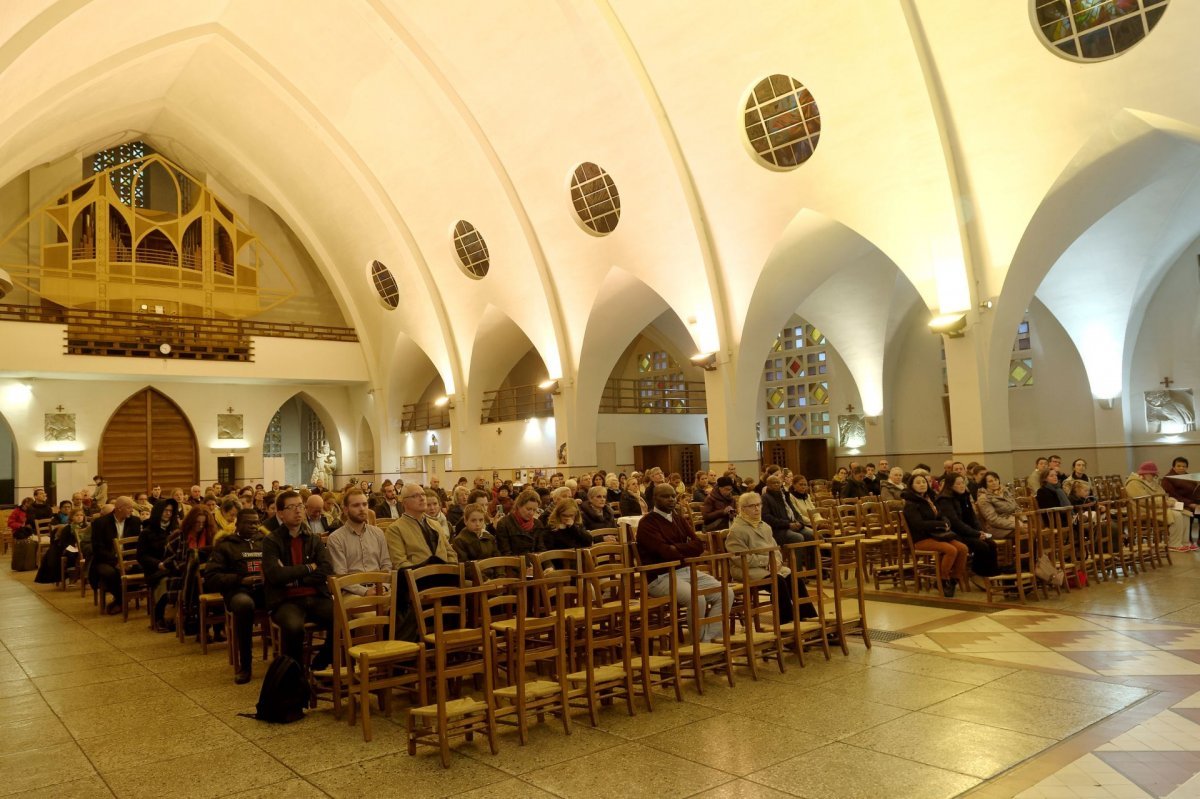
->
{"left": 690, "top": 352, "right": 718, "bottom": 372}
{"left": 978, "top": 298, "right": 995, "bottom": 312}
{"left": 928, "top": 313, "right": 967, "bottom": 338}
{"left": 434, "top": 395, "right": 454, "bottom": 410}
{"left": 538, "top": 379, "right": 561, "bottom": 395}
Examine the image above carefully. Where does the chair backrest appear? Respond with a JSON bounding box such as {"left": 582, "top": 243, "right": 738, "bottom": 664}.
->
{"left": 835, "top": 504, "right": 860, "bottom": 533}
{"left": 588, "top": 527, "right": 620, "bottom": 544}
{"left": 470, "top": 555, "right": 525, "bottom": 585}
{"left": 116, "top": 535, "right": 140, "bottom": 577}
{"left": 782, "top": 539, "right": 823, "bottom": 619}
{"left": 858, "top": 501, "right": 885, "bottom": 535}
{"left": 404, "top": 563, "right": 465, "bottom": 639}
{"left": 329, "top": 570, "right": 397, "bottom": 649}
{"left": 583, "top": 542, "right": 626, "bottom": 571}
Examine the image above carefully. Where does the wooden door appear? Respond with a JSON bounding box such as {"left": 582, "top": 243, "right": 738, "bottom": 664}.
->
{"left": 99, "top": 388, "right": 198, "bottom": 498}
{"left": 759, "top": 438, "right": 830, "bottom": 481}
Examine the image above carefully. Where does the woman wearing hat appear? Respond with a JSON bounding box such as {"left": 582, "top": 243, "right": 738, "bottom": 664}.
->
{"left": 1125, "top": 461, "right": 1193, "bottom": 552}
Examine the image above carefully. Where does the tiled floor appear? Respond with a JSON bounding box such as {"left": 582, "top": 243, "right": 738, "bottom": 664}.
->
{"left": 0, "top": 550, "right": 1197, "bottom": 798}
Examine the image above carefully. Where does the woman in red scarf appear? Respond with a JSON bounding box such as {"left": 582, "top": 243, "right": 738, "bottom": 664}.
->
{"left": 494, "top": 489, "right": 545, "bottom": 556}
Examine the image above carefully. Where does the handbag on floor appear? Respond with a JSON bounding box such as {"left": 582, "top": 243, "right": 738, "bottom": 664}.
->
{"left": 1034, "top": 553, "right": 1064, "bottom": 587}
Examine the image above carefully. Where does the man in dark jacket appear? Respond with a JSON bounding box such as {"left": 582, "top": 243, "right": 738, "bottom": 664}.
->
{"left": 262, "top": 491, "right": 334, "bottom": 671}
{"left": 761, "top": 474, "right": 811, "bottom": 546}
{"left": 205, "top": 508, "right": 266, "bottom": 683}
{"left": 840, "top": 466, "right": 871, "bottom": 499}
{"left": 88, "top": 497, "right": 140, "bottom": 615}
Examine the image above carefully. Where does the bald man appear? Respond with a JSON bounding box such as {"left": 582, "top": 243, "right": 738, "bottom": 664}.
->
{"left": 88, "top": 496, "right": 141, "bottom": 614}
{"left": 304, "top": 494, "right": 333, "bottom": 536}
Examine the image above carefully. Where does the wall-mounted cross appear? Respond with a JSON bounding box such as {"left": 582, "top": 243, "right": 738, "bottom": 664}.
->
{"left": 845, "top": 403, "right": 856, "bottom": 414}
{"left": 226, "top": 406, "right": 235, "bottom": 413}
{"left": 1161, "top": 377, "right": 1174, "bottom": 390}
{"left": 55, "top": 405, "right": 65, "bottom": 413}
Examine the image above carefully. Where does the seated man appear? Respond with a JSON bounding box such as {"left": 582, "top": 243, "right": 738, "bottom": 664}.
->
{"left": 636, "top": 484, "right": 726, "bottom": 643}
{"left": 327, "top": 488, "right": 392, "bottom": 594}
{"left": 371, "top": 481, "right": 403, "bottom": 521}
{"left": 262, "top": 491, "right": 334, "bottom": 670}
{"left": 761, "top": 473, "right": 812, "bottom": 546}
{"left": 205, "top": 508, "right": 266, "bottom": 684}
{"left": 384, "top": 484, "right": 458, "bottom": 569}
{"left": 87, "top": 496, "right": 140, "bottom": 615}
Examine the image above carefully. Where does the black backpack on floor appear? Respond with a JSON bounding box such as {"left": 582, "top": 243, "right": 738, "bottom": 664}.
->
{"left": 244, "top": 655, "right": 308, "bottom": 724}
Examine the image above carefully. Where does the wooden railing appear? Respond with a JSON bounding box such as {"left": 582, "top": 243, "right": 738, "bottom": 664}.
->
{"left": 0, "top": 303, "right": 357, "bottom": 362}
{"left": 482, "top": 385, "right": 554, "bottom": 423}
{"left": 599, "top": 377, "right": 706, "bottom": 414}
{"left": 401, "top": 401, "right": 450, "bottom": 432}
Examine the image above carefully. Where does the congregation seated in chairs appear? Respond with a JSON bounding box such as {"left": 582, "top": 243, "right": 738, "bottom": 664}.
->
{"left": 11, "top": 447, "right": 1188, "bottom": 771}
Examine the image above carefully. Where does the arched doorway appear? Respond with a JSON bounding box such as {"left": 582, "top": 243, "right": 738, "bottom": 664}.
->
{"left": 99, "top": 388, "right": 198, "bottom": 497}
{"left": 263, "top": 395, "right": 331, "bottom": 488}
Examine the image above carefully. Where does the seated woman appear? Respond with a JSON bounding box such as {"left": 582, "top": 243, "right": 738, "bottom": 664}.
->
{"left": 830, "top": 466, "right": 849, "bottom": 499}
{"left": 162, "top": 505, "right": 218, "bottom": 636}
{"left": 725, "top": 492, "right": 816, "bottom": 624}
{"left": 879, "top": 467, "right": 907, "bottom": 502}
{"left": 494, "top": 489, "right": 545, "bottom": 556}
{"left": 1035, "top": 468, "right": 1072, "bottom": 528}
{"left": 137, "top": 499, "right": 181, "bottom": 626}
{"left": 580, "top": 486, "right": 618, "bottom": 533}
{"left": 487, "top": 484, "right": 514, "bottom": 519}
{"left": 540, "top": 498, "right": 593, "bottom": 552}
{"left": 975, "top": 471, "right": 1024, "bottom": 541}
{"left": 605, "top": 473, "right": 622, "bottom": 505}
{"left": 902, "top": 474, "right": 968, "bottom": 597}
{"left": 936, "top": 475, "right": 999, "bottom": 578}
{"left": 452, "top": 505, "right": 500, "bottom": 567}
{"left": 619, "top": 476, "right": 648, "bottom": 517}
{"left": 214, "top": 496, "right": 239, "bottom": 542}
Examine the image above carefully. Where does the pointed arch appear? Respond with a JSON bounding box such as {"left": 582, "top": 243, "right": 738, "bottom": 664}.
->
{"left": 98, "top": 387, "right": 198, "bottom": 497}
{"left": 260, "top": 392, "right": 342, "bottom": 488}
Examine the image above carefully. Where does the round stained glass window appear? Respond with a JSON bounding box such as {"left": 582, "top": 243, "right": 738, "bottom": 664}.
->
{"left": 569, "top": 162, "right": 620, "bottom": 235}
{"left": 1034, "top": 0, "right": 1169, "bottom": 60}
{"left": 369, "top": 259, "right": 398, "bottom": 309}
{"left": 452, "top": 220, "right": 490, "bottom": 279}
{"left": 744, "top": 75, "right": 821, "bottom": 170}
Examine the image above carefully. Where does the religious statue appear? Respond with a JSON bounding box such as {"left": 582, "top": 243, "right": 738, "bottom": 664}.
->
{"left": 309, "top": 442, "right": 337, "bottom": 487}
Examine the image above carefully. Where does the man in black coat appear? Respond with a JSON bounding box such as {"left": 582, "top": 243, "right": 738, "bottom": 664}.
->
{"left": 761, "top": 474, "right": 811, "bottom": 546}
{"left": 88, "top": 496, "right": 141, "bottom": 615}
{"left": 262, "top": 491, "right": 334, "bottom": 670}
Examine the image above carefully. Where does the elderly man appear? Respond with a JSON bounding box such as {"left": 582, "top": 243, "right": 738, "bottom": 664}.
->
{"left": 637, "top": 484, "right": 726, "bottom": 643}
{"left": 88, "top": 496, "right": 140, "bottom": 614}
{"left": 385, "top": 483, "right": 458, "bottom": 569}
{"left": 327, "top": 488, "right": 392, "bottom": 594}
{"left": 262, "top": 491, "right": 334, "bottom": 670}
{"left": 304, "top": 494, "right": 333, "bottom": 536}
{"left": 188, "top": 485, "right": 204, "bottom": 506}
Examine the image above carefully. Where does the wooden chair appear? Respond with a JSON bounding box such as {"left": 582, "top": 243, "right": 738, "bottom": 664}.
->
{"left": 898, "top": 517, "right": 943, "bottom": 595}
{"left": 492, "top": 574, "right": 572, "bottom": 743}
{"left": 631, "top": 566, "right": 682, "bottom": 709}
{"left": 115, "top": 536, "right": 148, "bottom": 622}
{"left": 198, "top": 591, "right": 228, "bottom": 654}
{"left": 727, "top": 548, "right": 786, "bottom": 679}
{"left": 470, "top": 556, "right": 526, "bottom": 686}
{"left": 985, "top": 519, "right": 1039, "bottom": 603}
{"left": 824, "top": 536, "right": 871, "bottom": 655}
{"left": 33, "top": 518, "right": 54, "bottom": 564}
{"left": 677, "top": 552, "right": 735, "bottom": 694}
{"left": 780, "top": 540, "right": 829, "bottom": 665}
{"left": 566, "top": 567, "right": 636, "bottom": 726}
{"left": 330, "top": 571, "right": 424, "bottom": 742}
{"left": 588, "top": 527, "right": 621, "bottom": 545}
{"left": 405, "top": 571, "right": 498, "bottom": 768}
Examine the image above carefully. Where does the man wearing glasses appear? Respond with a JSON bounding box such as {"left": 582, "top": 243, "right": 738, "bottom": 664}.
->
{"left": 262, "top": 490, "right": 334, "bottom": 670}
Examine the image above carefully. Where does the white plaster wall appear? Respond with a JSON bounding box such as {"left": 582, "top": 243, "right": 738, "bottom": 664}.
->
{"left": 1006, "top": 301, "right": 1096, "bottom": 451}
{"left": 884, "top": 311, "right": 949, "bottom": 457}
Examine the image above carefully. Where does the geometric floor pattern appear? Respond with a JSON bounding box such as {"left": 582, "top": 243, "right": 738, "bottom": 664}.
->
{"left": 3, "top": 550, "right": 1199, "bottom": 798}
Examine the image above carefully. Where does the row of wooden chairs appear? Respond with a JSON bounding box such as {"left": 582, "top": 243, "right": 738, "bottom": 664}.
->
{"left": 323, "top": 536, "right": 871, "bottom": 766}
